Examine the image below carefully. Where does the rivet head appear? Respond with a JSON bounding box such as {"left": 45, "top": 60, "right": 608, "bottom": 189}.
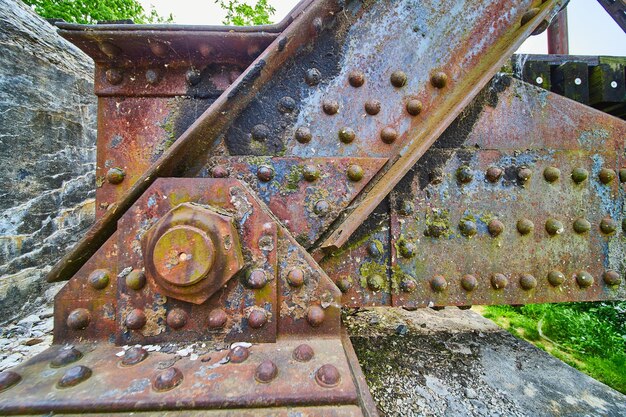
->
{"left": 57, "top": 365, "right": 92, "bottom": 388}
{"left": 186, "top": 69, "right": 202, "bottom": 86}
{"left": 295, "top": 127, "right": 312, "bottom": 143}
{"left": 106, "top": 167, "right": 125, "bottom": 184}
{"left": 600, "top": 218, "right": 617, "bottom": 234}
{"left": 99, "top": 41, "right": 121, "bottom": 58}
{"left": 430, "top": 71, "right": 448, "bottom": 89}
{"left": 390, "top": 70, "right": 407, "bottom": 88}
{"left": 543, "top": 167, "right": 561, "bottom": 183}
{"left": 302, "top": 164, "right": 320, "bottom": 182}
{"left": 517, "top": 219, "right": 534, "bottom": 235}
{"left": 126, "top": 269, "right": 146, "bottom": 290}
{"left": 293, "top": 344, "right": 315, "bottom": 362}
{"left": 125, "top": 309, "right": 147, "bottom": 330}
{"left": 305, "top": 68, "right": 321, "bottom": 86}
{"left": 0, "top": 371, "right": 21, "bottom": 392}
{"left": 519, "top": 274, "right": 537, "bottom": 290}
{"left": 603, "top": 270, "right": 622, "bottom": 286}
{"left": 521, "top": 8, "right": 540, "bottom": 26}
{"left": 51, "top": 348, "right": 83, "bottom": 368}
{"left": 67, "top": 308, "right": 91, "bottom": 330}
{"left": 406, "top": 99, "right": 423, "bottom": 116}
{"left": 255, "top": 360, "right": 278, "bottom": 383}
{"left": 145, "top": 69, "right": 160, "bottom": 85}
{"left": 211, "top": 165, "right": 229, "bottom": 178}
{"left": 398, "top": 200, "right": 414, "bottom": 216}
{"left": 347, "top": 164, "right": 364, "bottom": 182}
{"left": 166, "top": 308, "right": 188, "bottom": 329}
{"left": 398, "top": 241, "right": 416, "bottom": 258}
{"left": 571, "top": 167, "right": 588, "bottom": 183}
{"left": 547, "top": 270, "right": 565, "bottom": 287}
{"left": 430, "top": 275, "right": 448, "bottom": 292}
{"left": 517, "top": 167, "right": 532, "bottom": 183}
{"left": 251, "top": 124, "right": 270, "bottom": 142}
{"left": 149, "top": 41, "right": 168, "bottom": 57}
{"left": 248, "top": 309, "right": 267, "bottom": 329}
{"left": 88, "top": 269, "right": 110, "bottom": 290}
{"left": 105, "top": 68, "right": 123, "bottom": 85}
{"left": 367, "top": 241, "right": 382, "bottom": 258}
{"left": 338, "top": 127, "right": 355, "bottom": 143}
{"left": 307, "top": 305, "right": 325, "bottom": 327}
{"left": 364, "top": 100, "right": 381, "bottom": 115}
{"left": 246, "top": 269, "right": 268, "bottom": 289}
{"left": 573, "top": 218, "right": 591, "bottom": 234}
{"left": 576, "top": 271, "right": 594, "bottom": 288}
{"left": 457, "top": 166, "right": 473, "bottom": 184}
{"left": 313, "top": 200, "right": 330, "bottom": 216}
{"left": 208, "top": 309, "right": 227, "bottom": 328}
{"left": 599, "top": 168, "right": 616, "bottom": 184}
{"left": 336, "top": 277, "right": 352, "bottom": 293}
{"left": 322, "top": 99, "right": 339, "bottom": 115}
{"left": 485, "top": 167, "right": 503, "bottom": 183}
{"left": 380, "top": 127, "right": 398, "bottom": 144}
{"left": 278, "top": 96, "right": 296, "bottom": 113}
{"left": 152, "top": 367, "right": 183, "bottom": 392}
{"left": 228, "top": 346, "right": 250, "bottom": 363}
{"left": 316, "top": 364, "right": 341, "bottom": 388}
{"left": 619, "top": 168, "right": 626, "bottom": 183}
{"left": 287, "top": 268, "right": 305, "bottom": 287}
{"left": 367, "top": 274, "right": 385, "bottom": 291}
{"left": 400, "top": 278, "right": 417, "bottom": 293}
{"left": 461, "top": 275, "right": 478, "bottom": 291}
{"left": 257, "top": 165, "right": 274, "bottom": 182}
{"left": 545, "top": 218, "right": 564, "bottom": 236}
{"left": 491, "top": 273, "right": 508, "bottom": 290}
{"left": 459, "top": 219, "right": 477, "bottom": 237}
{"left": 348, "top": 71, "right": 365, "bottom": 87}
{"left": 488, "top": 219, "right": 504, "bottom": 237}
{"left": 121, "top": 346, "right": 148, "bottom": 366}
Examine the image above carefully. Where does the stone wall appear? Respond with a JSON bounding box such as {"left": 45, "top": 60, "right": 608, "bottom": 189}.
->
{"left": 0, "top": 0, "right": 96, "bottom": 322}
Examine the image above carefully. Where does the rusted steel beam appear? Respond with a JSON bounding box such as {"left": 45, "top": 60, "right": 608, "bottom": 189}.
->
{"left": 547, "top": 8, "right": 569, "bottom": 54}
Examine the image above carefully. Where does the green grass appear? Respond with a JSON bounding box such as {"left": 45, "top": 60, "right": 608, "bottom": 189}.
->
{"left": 481, "top": 302, "right": 626, "bottom": 394}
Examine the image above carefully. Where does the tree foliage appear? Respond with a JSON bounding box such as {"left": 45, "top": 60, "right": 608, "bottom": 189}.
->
{"left": 214, "top": 0, "right": 275, "bottom": 26}
{"left": 22, "top": 0, "right": 172, "bottom": 24}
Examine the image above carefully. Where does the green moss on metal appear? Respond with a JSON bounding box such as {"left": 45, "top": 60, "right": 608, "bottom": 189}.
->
{"left": 359, "top": 261, "right": 387, "bottom": 289}
{"left": 284, "top": 164, "right": 303, "bottom": 192}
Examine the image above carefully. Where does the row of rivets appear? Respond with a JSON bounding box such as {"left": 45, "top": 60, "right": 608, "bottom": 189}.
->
{"left": 252, "top": 164, "right": 366, "bottom": 183}
{"left": 104, "top": 66, "right": 239, "bottom": 87}
{"left": 459, "top": 165, "right": 624, "bottom": 185}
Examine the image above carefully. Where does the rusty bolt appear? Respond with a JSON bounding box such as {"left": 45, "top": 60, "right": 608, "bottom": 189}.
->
{"left": 491, "top": 273, "right": 508, "bottom": 290}
{"left": 380, "top": 127, "right": 398, "bottom": 144}
{"left": 287, "top": 268, "right": 305, "bottom": 287}
{"left": 121, "top": 347, "right": 148, "bottom": 366}
{"left": 543, "top": 167, "right": 561, "bottom": 183}
{"left": 246, "top": 269, "right": 268, "bottom": 289}
{"left": 461, "top": 274, "right": 478, "bottom": 292}
{"left": 88, "top": 269, "right": 110, "bottom": 290}
{"left": 302, "top": 165, "right": 320, "bottom": 182}
{"left": 430, "top": 71, "right": 448, "bottom": 89}
{"left": 255, "top": 360, "right": 278, "bottom": 383}
{"left": 278, "top": 96, "right": 296, "bottom": 113}
{"left": 252, "top": 124, "right": 270, "bottom": 141}
{"left": 186, "top": 69, "right": 202, "bottom": 86}
{"left": 545, "top": 218, "right": 564, "bottom": 236}
{"left": 347, "top": 164, "right": 364, "bottom": 182}
{"left": 211, "top": 165, "right": 229, "bottom": 178}
{"left": 485, "top": 167, "right": 503, "bottom": 183}
{"left": 573, "top": 218, "right": 591, "bottom": 234}
{"left": 145, "top": 69, "right": 160, "bottom": 85}
{"left": 307, "top": 305, "right": 325, "bottom": 327}
{"left": 365, "top": 100, "right": 381, "bottom": 115}
{"left": 126, "top": 269, "right": 146, "bottom": 291}
{"left": 576, "top": 271, "right": 594, "bottom": 288}
{"left": 338, "top": 127, "right": 356, "bottom": 144}
{"left": 521, "top": 8, "right": 540, "bottom": 26}
{"left": 257, "top": 165, "right": 274, "bottom": 182}
{"left": 390, "top": 71, "right": 407, "bottom": 88}
{"left": 600, "top": 218, "right": 617, "bottom": 234}
{"left": 406, "top": 99, "right": 423, "bottom": 116}
{"left": 106, "top": 167, "right": 125, "bottom": 185}
{"left": 51, "top": 348, "right": 83, "bottom": 368}
{"left": 152, "top": 367, "right": 183, "bottom": 392}
{"left": 67, "top": 308, "right": 90, "bottom": 330}
{"left": 517, "top": 167, "right": 532, "bottom": 183}
{"left": 208, "top": 309, "right": 227, "bottom": 329}
{"left": 517, "top": 219, "right": 534, "bottom": 235}
{"left": 547, "top": 270, "right": 565, "bottom": 287}
{"left": 228, "top": 346, "right": 249, "bottom": 363}
{"left": 398, "top": 200, "right": 414, "bottom": 216}
{"left": 314, "top": 200, "right": 330, "bottom": 216}
{"left": 57, "top": 365, "right": 92, "bottom": 389}
{"left": 430, "top": 275, "right": 448, "bottom": 292}
{"left": 248, "top": 309, "right": 267, "bottom": 329}
{"left": 519, "top": 274, "right": 537, "bottom": 290}
{"left": 295, "top": 126, "right": 312, "bottom": 143}
{"left": 322, "top": 99, "right": 339, "bottom": 115}
{"left": 0, "top": 371, "right": 21, "bottom": 392}
{"left": 336, "top": 277, "right": 352, "bottom": 293}
{"left": 293, "top": 344, "right": 315, "bottom": 362}
{"left": 125, "top": 309, "right": 147, "bottom": 330}
{"left": 305, "top": 68, "right": 321, "bottom": 86}
{"left": 619, "top": 169, "right": 626, "bottom": 183}
{"left": 603, "top": 270, "right": 622, "bottom": 286}
{"left": 599, "top": 168, "right": 616, "bottom": 184}
{"left": 459, "top": 219, "right": 477, "bottom": 237}
{"left": 571, "top": 167, "right": 589, "bottom": 183}
{"left": 400, "top": 278, "right": 417, "bottom": 293}
{"left": 367, "top": 274, "right": 385, "bottom": 291}
{"left": 316, "top": 364, "right": 341, "bottom": 388}
{"left": 348, "top": 71, "right": 365, "bottom": 87}
{"left": 457, "top": 166, "right": 473, "bottom": 184}
{"left": 105, "top": 68, "right": 123, "bottom": 85}
{"left": 166, "top": 308, "right": 188, "bottom": 330}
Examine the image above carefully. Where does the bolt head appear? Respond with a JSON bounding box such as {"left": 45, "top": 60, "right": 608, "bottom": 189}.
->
{"left": 287, "top": 268, "right": 305, "bottom": 287}
{"left": 545, "top": 218, "right": 564, "bottom": 236}
{"left": 367, "top": 274, "right": 385, "bottom": 291}
{"left": 57, "top": 365, "right": 92, "bottom": 388}
{"left": 430, "top": 71, "right": 448, "bottom": 88}
{"left": 336, "top": 277, "right": 352, "bottom": 293}
{"left": 322, "top": 99, "right": 339, "bottom": 115}
{"left": 367, "top": 241, "right": 382, "bottom": 258}
{"left": 315, "top": 364, "right": 341, "bottom": 387}
{"left": 293, "top": 344, "right": 314, "bottom": 362}
{"left": 406, "top": 99, "right": 423, "bottom": 116}
{"left": 457, "top": 166, "right": 473, "bottom": 184}
{"left": 152, "top": 367, "right": 183, "bottom": 392}
{"left": 347, "top": 164, "right": 364, "bottom": 182}
{"left": 390, "top": 71, "right": 407, "bottom": 88}
{"left": 619, "top": 169, "right": 626, "bottom": 183}
{"left": 338, "top": 127, "right": 355, "bottom": 144}
{"left": 485, "top": 167, "right": 503, "bottom": 183}
{"left": 398, "top": 241, "right": 416, "bottom": 258}
{"left": 380, "top": 127, "right": 398, "bottom": 144}
{"left": 307, "top": 305, "right": 325, "bottom": 327}
{"left": 125, "top": 269, "right": 146, "bottom": 291}
{"left": 255, "top": 360, "right": 278, "bottom": 383}
{"left": 517, "top": 219, "right": 534, "bottom": 235}
{"left": 576, "top": 271, "right": 594, "bottom": 288}
{"left": 106, "top": 167, "right": 125, "bottom": 185}
{"left": 603, "top": 270, "right": 622, "bottom": 286}
{"left": 599, "top": 168, "right": 616, "bottom": 184}
{"left": 166, "top": 308, "right": 188, "bottom": 329}
{"left": 547, "top": 270, "right": 565, "bottom": 286}
{"left": 208, "top": 309, "right": 227, "bottom": 329}
{"left": 248, "top": 309, "right": 267, "bottom": 329}
{"left": 278, "top": 96, "right": 296, "bottom": 113}
{"left": 573, "top": 218, "right": 591, "bottom": 234}
{"left": 365, "top": 100, "right": 381, "bottom": 115}
{"left": 543, "top": 167, "right": 561, "bottom": 183}
{"left": 400, "top": 278, "right": 417, "bottom": 293}
{"left": 461, "top": 275, "right": 478, "bottom": 291}
{"left": 186, "top": 69, "right": 202, "bottom": 86}
{"left": 257, "top": 165, "right": 274, "bottom": 182}
{"left": 430, "top": 275, "right": 448, "bottom": 292}
{"left": 491, "top": 273, "right": 508, "bottom": 290}
{"left": 519, "top": 274, "right": 537, "bottom": 290}
{"left": 125, "top": 309, "right": 146, "bottom": 330}
{"left": 348, "top": 70, "right": 365, "bottom": 87}
{"left": 313, "top": 200, "right": 330, "bottom": 216}
{"left": 88, "top": 269, "right": 110, "bottom": 290}
{"left": 571, "top": 167, "right": 588, "bottom": 183}
{"left": 67, "top": 308, "right": 91, "bottom": 330}
{"left": 488, "top": 219, "right": 504, "bottom": 236}
{"left": 295, "top": 127, "right": 312, "bottom": 143}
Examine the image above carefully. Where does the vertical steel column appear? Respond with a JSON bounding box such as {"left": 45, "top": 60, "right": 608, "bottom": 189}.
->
{"left": 548, "top": 8, "right": 569, "bottom": 54}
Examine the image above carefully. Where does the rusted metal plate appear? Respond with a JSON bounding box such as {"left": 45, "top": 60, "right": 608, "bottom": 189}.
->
{"left": 52, "top": 406, "right": 363, "bottom": 416}
{"left": 0, "top": 339, "right": 358, "bottom": 414}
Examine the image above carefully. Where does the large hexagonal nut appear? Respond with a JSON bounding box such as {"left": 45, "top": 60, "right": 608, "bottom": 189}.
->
{"left": 142, "top": 203, "right": 244, "bottom": 304}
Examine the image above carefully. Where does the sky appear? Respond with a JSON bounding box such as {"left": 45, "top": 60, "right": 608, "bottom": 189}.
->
{"left": 140, "top": 0, "right": 626, "bottom": 56}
